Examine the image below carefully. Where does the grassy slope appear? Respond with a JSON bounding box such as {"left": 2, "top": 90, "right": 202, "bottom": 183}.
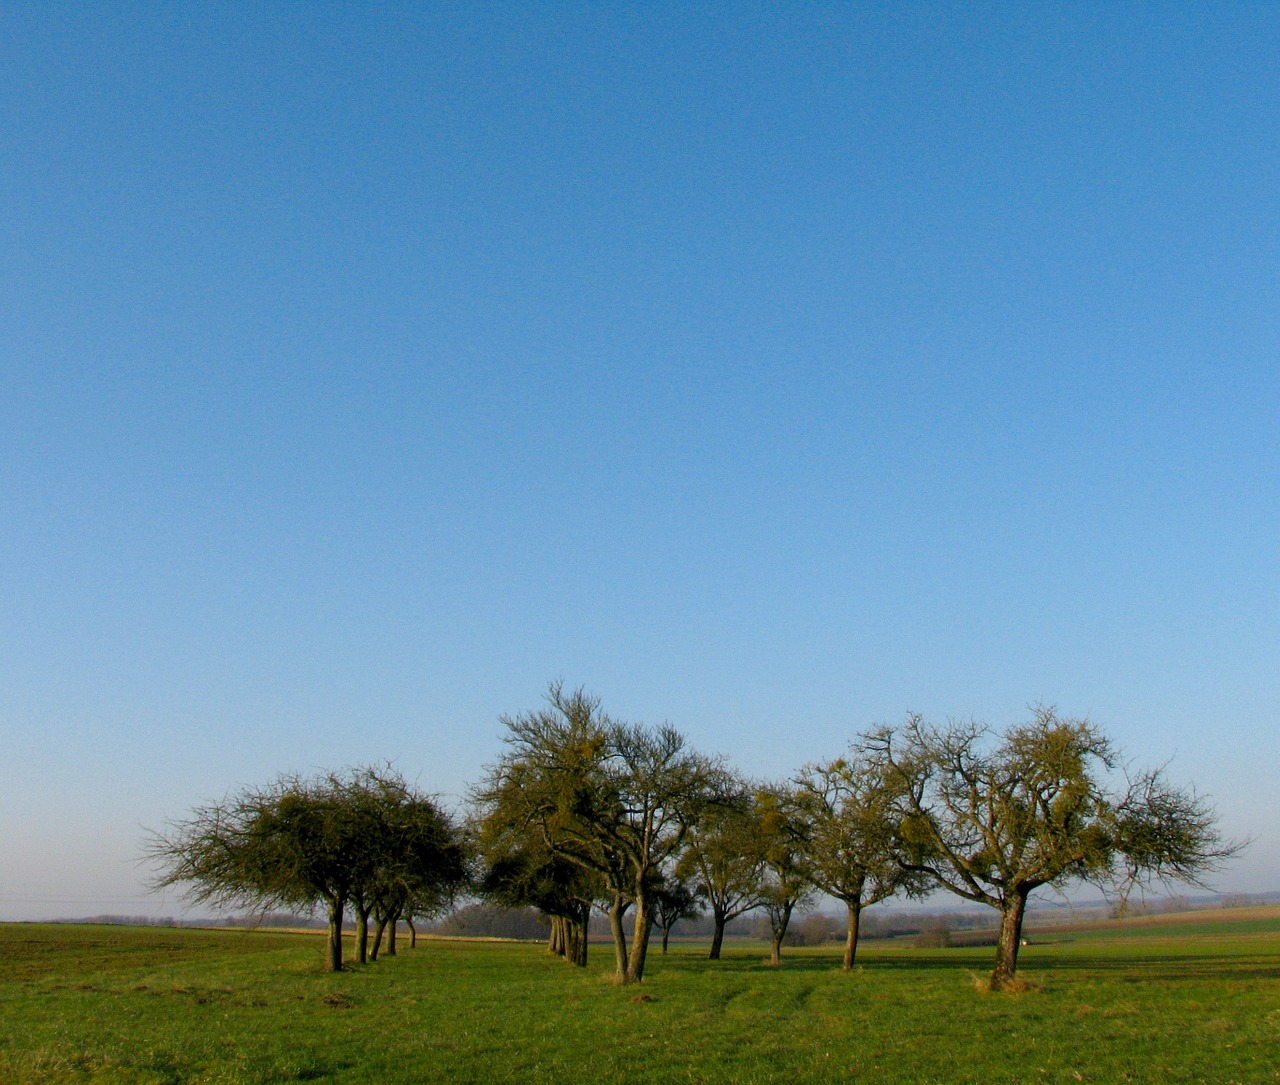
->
{"left": 2, "top": 920, "right": 1278, "bottom": 1085}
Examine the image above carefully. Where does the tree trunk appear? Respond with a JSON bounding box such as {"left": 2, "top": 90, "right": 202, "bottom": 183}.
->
{"left": 568, "top": 902, "right": 589, "bottom": 967}
{"left": 407, "top": 918, "right": 416, "bottom": 949}
{"left": 386, "top": 908, "right": 399, "bottom": 956}
{"left": 548, "top": 916, "right": 565, "bottom": 956}
{"left": 370, "top": 916, "right": 387, "bottom": 961}
{"left": 661, "top": 925, "right": 671, "bottom": 954}
{"left": 991, "top": 888, "right": 1029, "bottom": 991}
{"left": 708, "top": 905, "right": 727, "bottom": 960}
{"left": 355, "top": 904, "right": 370, "bottom": 965}
{"left": 626, "top": 891, "right": 654, "bottom": 983}
{"left": 326, "top": 896, "right": 345, "bottom": 972}
{"left": 769, "top": 902, "right": 794, "bottom": 965}
{"left": 607, "top": 895, "right": 629, "bottom": 980}
{"left": 842, "top": 898, "right": 863, "bottom": 971}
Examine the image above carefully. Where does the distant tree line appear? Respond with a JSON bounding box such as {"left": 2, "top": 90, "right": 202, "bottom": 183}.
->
{"left": 52, "top": 915, "right": 183, "bottom": 927}
{"left": 149, "top": 684, "right": 1236, "bottom": 990}
{"left": 429, "top": 903, "right": 549, "bottom": 941}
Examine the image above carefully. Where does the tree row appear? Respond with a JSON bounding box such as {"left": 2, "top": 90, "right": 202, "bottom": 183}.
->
{"left": 151, "top": 683, "right": 1235, "bottom": 990}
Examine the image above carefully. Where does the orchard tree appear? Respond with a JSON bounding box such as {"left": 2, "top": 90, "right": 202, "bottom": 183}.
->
{"left": 795, "top": 753, "right": 928, "bottom": 969}
{"left": 474, "top": 683, "right": 729, "bottom": 983}
{"left": 343, "top": 771, "right": 391, "bottom": 965}
{"left": 314, "top": 767, "right": 466, "bottom": 966}
{"left": 866, "top": 709, "right": 1238, "bottom": 990}
{"left": 652, "top": 873, "right": 702, "bottom": 954}
{"left": 148, "top": 772, "right": 366, "bottom": 971}
{"left": 598, "top": 720, "right": 731, "bottom": 981}
{"left": 472, "top": 684, "right": 634, "bottom": 974}
{"left": 676, "top": 784, "right": 767, "bottom": 959}
{"left": 357, "top": 768, "right": 468, "bottom": 962}
{"left": 147, "top": 767, "right": 467, "bottom": 972}
{"left": 476, "top": 829, "right": 599, "bottom": 967}
{"left": 756, "top": 785, "right": 814, "bottom": 966}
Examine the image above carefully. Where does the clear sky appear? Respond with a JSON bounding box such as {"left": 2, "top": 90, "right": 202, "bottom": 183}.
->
{"left": 2, "top": 4, "right": 1276, "bottom": 920}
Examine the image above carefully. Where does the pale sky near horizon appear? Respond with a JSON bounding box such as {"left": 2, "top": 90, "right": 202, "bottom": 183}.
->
{"left": 2, "top": 4, "right": 1277, "bottom": 921}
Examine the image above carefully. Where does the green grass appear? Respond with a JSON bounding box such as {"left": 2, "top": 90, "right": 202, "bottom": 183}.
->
{"left": 3, "top": 918, "right": 1279, "bottom": 1084}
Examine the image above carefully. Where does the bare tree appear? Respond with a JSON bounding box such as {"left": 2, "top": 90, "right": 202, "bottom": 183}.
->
{"left": 598, "top": 719, "right": 730, "bottom": 981}
{"left": 473, "top": 683, "right": 729, "bottom": 983}
{"left": 756, "top": 785, "right": 814, "bottom": 965}
{"left": 866, "top": 709, "right": 1239, "bottom": 990}
{"left": 795, "top": 753, "right": 929, "bottom": 969}
{"left": 651, "top": 873, "right": 702, "bottom": 954}
{"left": 676, "top": 780, "right": 767, "bottom": 959}
{"left": 472, "top": 684, "right": 634, "bottom": 975}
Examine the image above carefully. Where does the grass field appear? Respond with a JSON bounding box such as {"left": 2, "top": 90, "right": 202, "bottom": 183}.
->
{"left": 2, "top": 911, "right": 1278, "bottom": 1085}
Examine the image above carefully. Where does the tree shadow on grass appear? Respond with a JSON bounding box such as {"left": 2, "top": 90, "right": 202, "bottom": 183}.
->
{"left": 865, "top": 951, "right": 1280, "bottom": 982}
{"left": 654, "top": 953, "right": 834, "bottom": 975}
{"left": 658, "top": 951, "right": 964, "bottom": 975}
{"left": 657, "top": 948, "right": 1280, "bottom": 982}
{"left": 1022, "top": 954, "right": 1280, "bottom": 980}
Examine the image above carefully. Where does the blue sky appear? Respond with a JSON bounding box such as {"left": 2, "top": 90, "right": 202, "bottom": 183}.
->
{"left": 2, "top": 4, "right": 1276, "bottom": 919}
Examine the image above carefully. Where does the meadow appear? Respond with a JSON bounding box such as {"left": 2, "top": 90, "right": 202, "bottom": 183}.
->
{"left": 2, "top": 910, "right": 1278, "bottom": 1085}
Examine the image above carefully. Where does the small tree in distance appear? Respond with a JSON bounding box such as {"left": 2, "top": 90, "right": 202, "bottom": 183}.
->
{"left": 652, "top": 874, "right": 702, "bottom": 954}
{"left": 676, "top": 779, "right": 767, "bottom": 960}
{"left": 912, "top": 916, "right": 952, "bottom": 949}
{"left": 756, "top": 785, "right": 814, "bottom": 965}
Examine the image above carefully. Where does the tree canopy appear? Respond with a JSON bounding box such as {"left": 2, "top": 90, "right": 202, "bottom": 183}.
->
{"left": 147, "top": 767, "right": 468, "bottom": 971}
{"left": 676, "top": 783, "right": 768, "bottom": 960}
{"left": 864, "top": 708, "right": 1237, "bottom": 988}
